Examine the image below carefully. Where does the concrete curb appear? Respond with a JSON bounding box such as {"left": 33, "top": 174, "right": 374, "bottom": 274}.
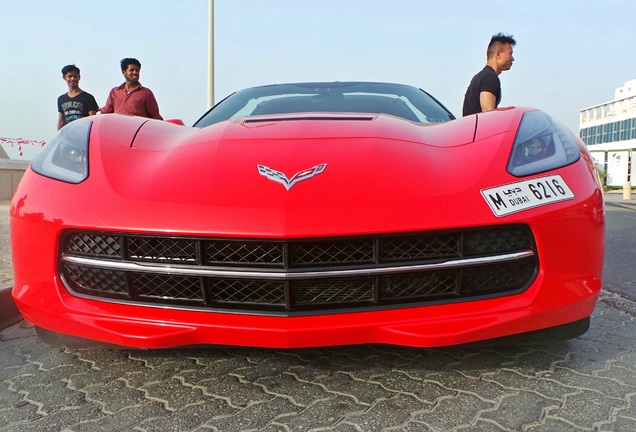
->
{"left": 0, "top": 287, "right": 21, "bottom": 330}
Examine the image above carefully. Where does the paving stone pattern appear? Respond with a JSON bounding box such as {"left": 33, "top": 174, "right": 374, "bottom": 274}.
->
{"left": 1, "top": 200, "right": 635, "bottom": 431}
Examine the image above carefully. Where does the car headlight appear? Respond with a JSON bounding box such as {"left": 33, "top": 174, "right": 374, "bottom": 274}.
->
{"left": 31, "top": 118, "right": 91, "bottom": 183}
{"left": 507, "top": 111, "right": 580, "bottom": 177}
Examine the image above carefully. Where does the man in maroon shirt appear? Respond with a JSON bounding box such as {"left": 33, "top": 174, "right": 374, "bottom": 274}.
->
{"left": 101, "top": 58, "right": 163, "bottom": 120}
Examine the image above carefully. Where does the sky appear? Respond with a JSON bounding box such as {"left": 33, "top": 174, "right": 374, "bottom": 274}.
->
{"left": 2, "top": 0, "right": 636, "bottom": 143}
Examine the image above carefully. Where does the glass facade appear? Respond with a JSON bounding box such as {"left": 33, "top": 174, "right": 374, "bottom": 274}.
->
{"left": 580, "top": 80, "right": 635, "bottom": 187}
{"left": 580, "top": 118, "right": 636, "bottom": 145}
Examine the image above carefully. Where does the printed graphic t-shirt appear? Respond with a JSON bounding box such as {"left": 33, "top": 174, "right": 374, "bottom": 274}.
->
{"left": 57, "top": 91, "right": 99, "bottom": 126}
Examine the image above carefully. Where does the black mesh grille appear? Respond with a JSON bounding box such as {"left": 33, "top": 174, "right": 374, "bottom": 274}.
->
{"left": 462, "top": 259, "right": 536, "bottom": 293}
{"left": 208, "top": 279, "right": 286, "bottom": 306}
{"left": 63, "top": 264, "right": 127, "bottom": 296}
{"left": 206, "top": 241, "right": 284, "bottom": 266}
{"left": 129, "top": 238, "right": 198, "bottom": 262}
{"left": 65, "top": 233, "right": 121, "bottom": 257}
{"left": 292, "top": 239, "right": 374, "bottom": 266}
{"left": 464, "top": 226, "right": 531, "bottom": 256}
{"left": 293, "top": 278, "right": 374, "bottom": 305}
{"left": 131, "top": 274, "right": 202, "bottom": 301}
{"left": 60, "top": 225, "right": 537, "bottom": 315}
{"left": 380, "top": 270, "right": 457, "bottom": 300}
{"left": 381, "top": 234, "right": 457, "bottom": 261}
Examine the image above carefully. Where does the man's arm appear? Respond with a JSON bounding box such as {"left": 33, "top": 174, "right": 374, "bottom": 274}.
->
{"left": 88, "top": 94, "right": 99, "bottom": 116}
{"left": 144, "top": 89, "right": 163, "bottom": 120}
{"left": 57, "top": 112, "right": 64, "bottom": 131}
{"left": 100, "top": 89, "right": 115, "bottom": 114}
{"left": 479, "top": 91, "right": 497, "bottom": 112}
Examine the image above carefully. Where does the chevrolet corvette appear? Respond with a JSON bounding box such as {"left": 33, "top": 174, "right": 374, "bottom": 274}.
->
{"left": 10, "top": 82, "right": 605, "bottom": 348}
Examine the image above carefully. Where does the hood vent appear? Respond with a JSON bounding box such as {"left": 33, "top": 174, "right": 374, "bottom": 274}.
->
{"left": 244, "top": 115, "right": 376, "bottom": 123}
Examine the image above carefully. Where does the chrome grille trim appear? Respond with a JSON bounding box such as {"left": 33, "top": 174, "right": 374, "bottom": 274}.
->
{"left": 62, "top": 251, "right": 534, "bottom": 279}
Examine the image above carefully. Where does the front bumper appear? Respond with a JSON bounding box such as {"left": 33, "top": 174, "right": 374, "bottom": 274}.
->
{"left": 10, "top": 168, "right": 605, "bottom": 349}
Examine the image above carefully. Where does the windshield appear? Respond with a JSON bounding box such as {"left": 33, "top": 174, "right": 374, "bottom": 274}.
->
{"left": 194, "top": 82, "right": 455, "bottom": 128}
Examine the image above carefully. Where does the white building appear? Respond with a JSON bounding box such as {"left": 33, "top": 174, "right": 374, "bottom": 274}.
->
{"left": 579, "top": 79, "right": 635, "bottom": 187}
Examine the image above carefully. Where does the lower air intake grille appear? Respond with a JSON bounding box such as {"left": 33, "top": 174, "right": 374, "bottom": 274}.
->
{"left": 60, "top": 225, "right": 537, "bottom": 315}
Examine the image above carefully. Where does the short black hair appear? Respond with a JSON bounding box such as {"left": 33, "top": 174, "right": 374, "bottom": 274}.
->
{"left": 61, "top": 64, "right": 80, "bottom": 76}
{"left": 487, "top": 33, "right": 516, "bottom": 57}
{"left": 120, "top": 58, "right": 141, "bottom": 71}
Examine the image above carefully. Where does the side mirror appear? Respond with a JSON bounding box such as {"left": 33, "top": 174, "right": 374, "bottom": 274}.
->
{"left": 165, "top": 119, "right": 185, "bottom": 126}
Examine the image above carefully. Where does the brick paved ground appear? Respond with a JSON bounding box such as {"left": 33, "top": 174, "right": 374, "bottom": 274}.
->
{"left": 1, "top": 198, "right": 635, "bottom": 432}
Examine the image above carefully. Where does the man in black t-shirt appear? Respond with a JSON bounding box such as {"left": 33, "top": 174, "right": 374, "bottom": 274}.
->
{"left": 462, "top": 33, "right": 516, "bottom": 116}
{"left": 57, "top": 64, "right": 99, "bottom": 130}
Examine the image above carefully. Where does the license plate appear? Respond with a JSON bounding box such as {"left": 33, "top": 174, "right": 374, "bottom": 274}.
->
{"left": 481, "top": 175, "right": 575, "bottom": 217}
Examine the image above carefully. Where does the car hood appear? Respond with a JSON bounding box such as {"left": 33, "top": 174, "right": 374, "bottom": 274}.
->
{"left": 86, "top": 111, "right": 524, "bottom": 236}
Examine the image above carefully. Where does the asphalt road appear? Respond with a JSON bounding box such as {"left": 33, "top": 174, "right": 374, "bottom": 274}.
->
{"left": 0, "top": 195, "right": 635, "bottom": 431}
{"left": 603, "top": 192, "right": 636, "bottom": 304}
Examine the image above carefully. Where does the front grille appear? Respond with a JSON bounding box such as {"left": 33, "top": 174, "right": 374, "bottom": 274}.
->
{"left": 60, "top": 225, "right": 537, "bottom": 315}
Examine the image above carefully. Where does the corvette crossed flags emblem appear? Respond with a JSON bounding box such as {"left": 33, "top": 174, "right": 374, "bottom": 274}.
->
{"left": 257, "top": 163, "right": 327, "bottom": 190}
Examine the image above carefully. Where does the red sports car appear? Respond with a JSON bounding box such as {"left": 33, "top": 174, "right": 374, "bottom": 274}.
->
{"left": 11, "top": 82, "right": 604, "bottom": 348}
